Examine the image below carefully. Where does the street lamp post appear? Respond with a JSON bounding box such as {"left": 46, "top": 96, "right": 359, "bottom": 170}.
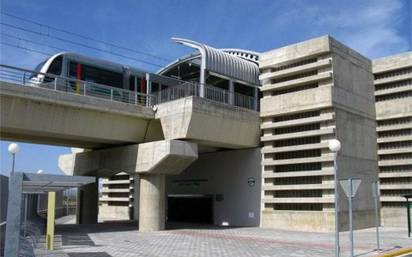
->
{"left": 329, "top": 139, "right": 341, "bottom": 257}
{"left": 8, "top": 142, "right": 20, "bottom": 174}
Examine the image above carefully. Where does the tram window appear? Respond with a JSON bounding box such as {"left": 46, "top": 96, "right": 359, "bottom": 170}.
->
{"left": 68, "top": 62, "right": 123, "bottom": 88}
{"left": 47, "top": 56, "right": 63, "bottom": 75}
{"left": 129, "top": 76, "right": 144, "bottom": 92}
{"left": 129, "top": 76, "right": 136, "bottom": 91}
{"left": 151, "top": 82, "right": 160, "bottom": 92}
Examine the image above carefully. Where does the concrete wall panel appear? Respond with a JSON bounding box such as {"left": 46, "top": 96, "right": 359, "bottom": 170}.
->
{"left": 167, "top": 148, "right": 262, "bottom": 227}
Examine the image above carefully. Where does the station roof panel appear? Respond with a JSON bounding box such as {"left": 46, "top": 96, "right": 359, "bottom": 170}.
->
{"left": 162, "top": 38, "right": 260, "bottom": 85}
{"left": 21, "top": 172, "right": 95, "bottom": 194}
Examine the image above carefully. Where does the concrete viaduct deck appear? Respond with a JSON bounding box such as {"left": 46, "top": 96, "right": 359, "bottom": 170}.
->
{"left": 0, "top": 71, "right": 260, "bottom": 232}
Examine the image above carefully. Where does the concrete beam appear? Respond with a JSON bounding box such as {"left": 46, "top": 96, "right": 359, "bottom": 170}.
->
{"left": 260, "top": 58, "right": 331, "bottom": 81}
{"left": 156, "top": 96, "right": 260, "bottom": 149}
{"left": 59, "top": 144, "right": 139, "bottom": 177}
{"left": 261, "top": 113, "right": 334, "bottom": 130}
{"left": 261, "top": 128, "right": 334, "bottom": 142}
{"left": 263, "top": 155, "right": 334, "bottom": 166}
{"left": 0, "top": 82, "right": 157, "bottom": 148}
{"left": 136, "top": 140, "right": 198, "bottom": 175}
{"left": 374, "top": 73, "right": 412, "bottom": 85}
{"left": 373, "top": 51, "right": 412, "bottom": 73}
{"left": 261, "top": 72, "right": 332, "bottom": 92}
{"left": 59, "top": 140, "right": 198, "bottom": 177}
{"left": 263, "top": 183, "right": 334, "bottom": 191}
{"left": 264, "top": 169, "right": 334, "bottom": 178}
{"left": 263, "top": 197, "right": 334, "bottom": 204}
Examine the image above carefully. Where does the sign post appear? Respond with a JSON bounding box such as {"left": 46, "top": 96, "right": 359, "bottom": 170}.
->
{"left": 372, "top": 181, "right": 381, "bottom": 251}
{"left": 340, "top": 178, "right": 361, "bottom": 257}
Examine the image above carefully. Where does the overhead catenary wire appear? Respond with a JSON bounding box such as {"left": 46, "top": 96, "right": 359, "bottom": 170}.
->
{"left": 1, "top": 12, "right": 173, "bottom": 62}
{"left": 0, "top": 22, "right": 164, "bottom": 68}
{"left": 2, "top": 32, "right": 67, "bottom": 52}
{"left": 0, "top": 41, "right": 52, "bottom": 57}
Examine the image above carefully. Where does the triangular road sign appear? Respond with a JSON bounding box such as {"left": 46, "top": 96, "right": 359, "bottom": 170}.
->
{"left": 340, "top": 178, "right": 361, "bottom": 198}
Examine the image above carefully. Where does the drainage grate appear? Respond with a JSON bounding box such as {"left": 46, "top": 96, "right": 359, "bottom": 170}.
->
{"left": 62, "top": 234, "right": 95, "bottom": 246}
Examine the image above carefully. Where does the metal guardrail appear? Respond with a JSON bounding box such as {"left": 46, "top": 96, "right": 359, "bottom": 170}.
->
{"left": 0, "top": 64, "right": 155, "bottom": 107}
{"left": 152, "top": 82, "right": 256, "bottom": 110}
{"left": 0, "top": 64, "right": 257, "bottom": 110}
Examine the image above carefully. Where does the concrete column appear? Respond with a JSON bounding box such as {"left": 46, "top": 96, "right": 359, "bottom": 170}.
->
{"left": 4, "top": 172, "right": 23, "bottom": 257}
{"left": 139, "top": 173, "right": 166, "bottom": 232}
{"left": 133, "top": 174, "right": 140, "bottom": 221}
{"left": 76, "top": 177, "right": 98, "bottom": 224}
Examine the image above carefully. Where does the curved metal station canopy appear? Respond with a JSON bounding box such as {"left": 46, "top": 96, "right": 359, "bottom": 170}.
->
{"left": 159, "top": 38, "right": 260, "bottom": 86}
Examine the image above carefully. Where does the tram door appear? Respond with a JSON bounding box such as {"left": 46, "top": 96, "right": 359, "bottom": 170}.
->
{"left": 129, "top": 75, "right": 147, "bottom": 103}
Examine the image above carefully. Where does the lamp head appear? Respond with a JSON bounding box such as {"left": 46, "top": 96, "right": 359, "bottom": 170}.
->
{"left": 328, "top": 139, "right": 341, "bottom": 152}
{"left": 8, "top": 143, "right": 20, "bottom": 155}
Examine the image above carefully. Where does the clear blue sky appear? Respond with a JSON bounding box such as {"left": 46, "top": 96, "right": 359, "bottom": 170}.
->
{"left": 0, "top": 0, "right": 411, "bottom": 175}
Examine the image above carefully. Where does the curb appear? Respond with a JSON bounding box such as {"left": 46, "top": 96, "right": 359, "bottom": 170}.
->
{"left": 377, "top": 248, "right": 412, "bottom": 257}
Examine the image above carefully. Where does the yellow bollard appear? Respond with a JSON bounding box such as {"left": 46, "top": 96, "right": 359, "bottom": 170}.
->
{"left": 46, "top": 192, "right": 56, "bottom": 251}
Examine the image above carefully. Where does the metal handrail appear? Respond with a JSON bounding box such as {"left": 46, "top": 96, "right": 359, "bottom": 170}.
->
{"left": 0, "top": 64, "right": 154, "bottom": 107}
{"left": 152, "top": 81, "right": 256, "bottom": 110}
{"left": 0, "top": 64, "right": 257, "bottom": 110}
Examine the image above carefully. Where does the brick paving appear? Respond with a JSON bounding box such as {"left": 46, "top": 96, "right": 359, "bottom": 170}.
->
{"left": 34, "top": 222, "right": 411, "bottom": 257}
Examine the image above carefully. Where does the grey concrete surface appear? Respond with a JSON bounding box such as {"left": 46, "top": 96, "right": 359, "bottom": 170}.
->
{"left": 77, "top": 179, "right": 99, "bottom": 224}
{"left": 0, "top": 175, "right": 8, "bottom": 257}
{"left": 167, "top": 148, "right": 262, "bottom": 227}
{"left": 1, "top": 82, "right": 259, "bottom": 150}
{"left": 0, "top": 81, "right": 155, "bottom": 149}
{"left": 59, "top": 144, "right": 140, "bottom": 177}
{"left": 372, "top": 52, "right": 412, "bottom": 228}
{"left": 0, "top": 175, "right": 8, "bottom": 223}
{"left": 259, "top": 35, "right": 379, "bottom": 232}
{"left": 156, "top": 96, "right": 260, "bottom": 149}
{"left": 4, "top": 172, "right": 23, "bottom": 257}
{"left": 136, "top": 140, "right": 198, "bottom": 175}
{"left": 33, "top": 223, "right": 411, "bottom": 257}
{"left": 139, "top": 174, "right": 166, "bottom": 232}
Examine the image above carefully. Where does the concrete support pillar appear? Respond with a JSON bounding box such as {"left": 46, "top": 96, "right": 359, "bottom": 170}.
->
{"left": 229, "top": 80, "right": 234, "bottom": 105}
{"left": 133, "top": 174, "right": 140, "bottom": 221}
{"left": 76, "top": 177, "right": 98, "bottom": 224}
{"left": 139, "top": 173, "right": 166, "bottom": 232}
{"left": 4, "top": 172, "right": 23, "bottom": 257}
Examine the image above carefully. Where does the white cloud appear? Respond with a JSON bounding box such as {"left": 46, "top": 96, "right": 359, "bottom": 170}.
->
{"left": 315, "top": 0, "right": 409, "bottom": 58}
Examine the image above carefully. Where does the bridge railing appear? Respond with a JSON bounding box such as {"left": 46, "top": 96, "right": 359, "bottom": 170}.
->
{"left": 152, "top": 82, "right": 256, "bottom": 110}
{"left": 0, "top": 64, "right": 256, "bottom": 110}
{"left": 0, "top": 64, "right": 155, "bottom": 107}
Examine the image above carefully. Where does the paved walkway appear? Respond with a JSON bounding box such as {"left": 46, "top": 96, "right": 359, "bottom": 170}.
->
{"left": 34, "top": 222, "right": 411, "bottom": 257}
